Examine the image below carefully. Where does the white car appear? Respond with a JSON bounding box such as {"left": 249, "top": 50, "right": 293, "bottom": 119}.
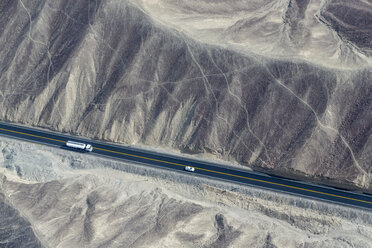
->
{"left": 185, "top": 166, "right": 195, "bottom": 172}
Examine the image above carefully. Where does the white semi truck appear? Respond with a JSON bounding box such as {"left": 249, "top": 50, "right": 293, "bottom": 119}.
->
{"left": 66, "top": 140, "right": 93, "bottom": 152}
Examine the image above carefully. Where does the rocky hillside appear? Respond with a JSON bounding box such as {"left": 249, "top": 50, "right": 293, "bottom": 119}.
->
{"left": 0, "top": 0, "right": 371, "bottom": 191}
{"left": 0, "top": 191, "right": 43, "bottom": 248}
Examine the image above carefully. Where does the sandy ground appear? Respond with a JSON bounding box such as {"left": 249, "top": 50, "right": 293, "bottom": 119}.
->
{"left": 133, "top": 0, "right": 372, "bottom": 69}
{"left": 0, "top": 136, "right": 371, "bottom": 248}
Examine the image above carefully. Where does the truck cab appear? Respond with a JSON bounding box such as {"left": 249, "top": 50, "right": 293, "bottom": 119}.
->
{"left": 85, "top": 144, "right": 93, "bottom": 152}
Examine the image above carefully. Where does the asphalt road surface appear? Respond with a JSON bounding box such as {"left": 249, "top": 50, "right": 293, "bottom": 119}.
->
{"left": 0, "top": 121, "right": 371, "bottom": 211}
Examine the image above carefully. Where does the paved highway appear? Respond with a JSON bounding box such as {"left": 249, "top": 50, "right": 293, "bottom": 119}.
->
{"left": 0, "top": 121, "right": 371, "bottom": 211}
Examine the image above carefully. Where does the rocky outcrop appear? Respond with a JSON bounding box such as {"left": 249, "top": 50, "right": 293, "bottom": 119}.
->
{"left": 320, "top": 0, "right": 372, "bottom": 54}
{"left": 0, "top": 178, "right": 43, "bottom": 248}
{"left": 0, "top": 0, "right": 371, "bottom": 191}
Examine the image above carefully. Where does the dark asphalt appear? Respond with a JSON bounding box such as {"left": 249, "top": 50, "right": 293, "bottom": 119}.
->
{"left": 0, "top": 121, "right": 371, "bottom": 211}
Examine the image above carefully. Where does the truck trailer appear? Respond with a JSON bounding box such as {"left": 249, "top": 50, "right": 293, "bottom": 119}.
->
{"left": 66, "top": 140, "right": 93, "bottom": 152}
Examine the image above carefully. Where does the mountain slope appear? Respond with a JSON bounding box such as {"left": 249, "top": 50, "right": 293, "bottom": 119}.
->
{"left": 0, "top": 0, "right": 371, "bottom": 191}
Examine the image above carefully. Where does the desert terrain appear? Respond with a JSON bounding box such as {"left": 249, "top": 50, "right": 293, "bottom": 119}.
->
{"left": 0, "top": 0, "right": 372, "bottom": 246}
{"left": 0, "top": 0, "right": 371, "bottom": 192}
{"left": 1, "top": 137, "right": 372, "bottom": 247}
